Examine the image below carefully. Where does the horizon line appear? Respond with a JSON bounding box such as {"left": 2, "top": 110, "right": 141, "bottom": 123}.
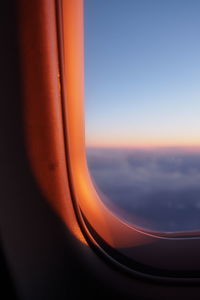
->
{"left": 86, "top": 144, "right": 200, "bottom": 151}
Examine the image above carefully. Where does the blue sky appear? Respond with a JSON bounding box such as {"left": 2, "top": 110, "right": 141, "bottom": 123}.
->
{"left": 84, "top": 0, "right": 200, "bottom": 147}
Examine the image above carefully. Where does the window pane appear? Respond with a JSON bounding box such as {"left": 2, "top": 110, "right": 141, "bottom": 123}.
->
{"left": 84, "top": 0, "right": 200, "bottom": 233}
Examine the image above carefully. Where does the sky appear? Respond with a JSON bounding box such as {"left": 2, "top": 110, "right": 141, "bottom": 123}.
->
{"left": 84, "top": 0, "right": 200, "bottom": 148}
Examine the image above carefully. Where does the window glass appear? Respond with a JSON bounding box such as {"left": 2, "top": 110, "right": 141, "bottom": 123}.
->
{"left": 84, "top": 0, "right": 200, "bottom": 232}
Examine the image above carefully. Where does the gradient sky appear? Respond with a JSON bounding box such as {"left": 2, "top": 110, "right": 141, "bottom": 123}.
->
{"left": 84, "top": 0, "right": 200, "bottom": 148}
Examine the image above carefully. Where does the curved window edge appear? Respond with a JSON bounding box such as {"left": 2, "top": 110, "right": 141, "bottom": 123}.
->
{"left": 58, "top": 0, "right": 200, "bottom": 280}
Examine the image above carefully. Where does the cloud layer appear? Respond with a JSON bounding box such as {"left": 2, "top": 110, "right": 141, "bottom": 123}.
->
{"left": 86, "top": 147, "right": 200, "bottom": 232}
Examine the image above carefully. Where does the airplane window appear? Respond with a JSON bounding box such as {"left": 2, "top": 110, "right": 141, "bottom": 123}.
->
{"left": 84, "top": 0, "right": 200, "bottom": 233}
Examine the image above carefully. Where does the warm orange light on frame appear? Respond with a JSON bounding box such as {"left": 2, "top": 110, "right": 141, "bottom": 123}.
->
{"left": 62, "top": 0, "right": 155, "bottom": 248}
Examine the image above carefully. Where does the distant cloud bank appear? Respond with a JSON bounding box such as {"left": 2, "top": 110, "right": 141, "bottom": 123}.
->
{"left": 86, "top": 147, "right": 200, "bottom": 232}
